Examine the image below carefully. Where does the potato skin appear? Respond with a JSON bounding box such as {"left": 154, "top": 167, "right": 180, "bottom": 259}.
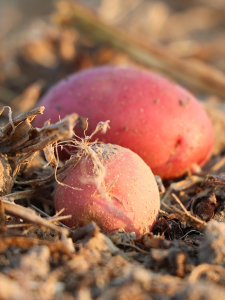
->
{"left": 54, "top": 144, "right": 160, "bottom": 236}
{"left": 34, "top": 66, "right": 214, "bottom": 179}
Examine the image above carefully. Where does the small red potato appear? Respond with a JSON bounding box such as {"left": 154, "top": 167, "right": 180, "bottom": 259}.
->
{"left": 34, "top": 66, "right": 214, "bottom": 179}
{"left": 54, "top": 144, "right": 160, "bottom": 236}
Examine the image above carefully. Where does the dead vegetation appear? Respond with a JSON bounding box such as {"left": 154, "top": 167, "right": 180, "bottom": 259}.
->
{"left": 1, "top": 0, "right": 225, "bottom": 299}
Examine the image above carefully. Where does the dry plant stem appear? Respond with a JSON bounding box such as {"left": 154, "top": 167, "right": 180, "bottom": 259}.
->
{"left": 171, "top": 193, "right": 189, "bottom": 214}
{"left": 31, "top": 205, "right": 70, "bottom": 229}
{"left": 14, "top": 153, "right": 82, "bottom": 186}
{"left": 53, "top": 121, "right": 112, "bottom": 196}
{"left": 53, "top": 143, "right": 82, "bottom": 192}
{"left": 161, "top": 187, "right": 172, "bottom": 204}
{"left": 0, "top": 106, "right": 78, "bottom": 180}
{"left": 0, "top": 236, "right": 52, "bottom": 253}
{"left": 179, "top": 230, "right": 203, "bottom": 240}
{"left": 54, "top": 1, "right": 225, "bottom": 98}
{"left": 47, "top": 215, "right": 72, "bottom": 222}
{"left": 6, "top": 223, "right": 31, "bottom": 229}
{"left": 0, "top": 106, "right": 44, "bottom": 139}
{"left": 13, "top": 113, "right": 78, "bottom": 176}
{"left": 161, "top": 198, "right": 206, "bottom": 233}
{"left": 4, "top": 185, "right": 53, "bottom": 201}
{"left": 0, "top": 236, "right": 74, "bottom": 255}
{"left": 210, "top": 155, "right": 225, "bottom": 172}
{"left": 170, "top": 176, "right": 204, "bottom": 191}
{"left": 188, "top": 264, "right": 225, "bottom": 283}
{"left": 12, "top": 107, "right": 44, "bottom": 125}
{"left": 18, "top": 113, "right": 78, "bottom": 155}
{"left": 117, "top": 242, "right": 150, "bottom": 254}
{"left": 161, "top": 176, "right": 204, "bottom": 206}
{"left": 53, "top": 208, "right": 65, "bottom": 218}
{"left": 0, "top": 199, "right": 6, "bottom": 230}
{"left": 2, "top": 199, "right": 69, "bottom": 235}
{"left": 30, "top": 204, "right": 51, "bottom": 217}
{"left": 14, "top": 121, "right": 109, "bottom": 188}
{"left": 2, "top": 106, "right": 15, "bottom": 133}
{"left": 0, "top": 106, "right": 45, "bottom": 163}
{"left": 84, "top": 120, "right": 110, "bottom": 142}
{"left": 20, "top": 132, "right": 62, "bottom": 154}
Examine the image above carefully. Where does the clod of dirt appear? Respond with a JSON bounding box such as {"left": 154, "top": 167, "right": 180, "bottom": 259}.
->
{"left": 199, "top": 220, "right": 225, "bottom": 266}
{"left": 107, "top": 229, "right": 136, "bottom": 244}
{"left": 20, "top": 246, "right": 50, "bottom": 279}
{"left": 145, "top": 246, "right": 191, "bottom": 278}
{"left": 0, "top": 273, "right": 24, "bottom": 300}
{"left": 0, "top": 153, "right": 13, "bottom": 196}
{"left": 173, "top": 282, "right": 225, "bottom": 300}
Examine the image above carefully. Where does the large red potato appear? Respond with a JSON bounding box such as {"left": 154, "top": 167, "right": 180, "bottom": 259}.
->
{"left": 54, "top": 144, "right": 160, "bottom": 236}
{"left": 34, "top": 66, "right": 214, "bottom": 179}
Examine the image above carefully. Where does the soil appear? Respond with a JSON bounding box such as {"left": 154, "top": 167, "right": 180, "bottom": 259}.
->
{"left": 1, "top": 0, "right": 225, "bottom": 299}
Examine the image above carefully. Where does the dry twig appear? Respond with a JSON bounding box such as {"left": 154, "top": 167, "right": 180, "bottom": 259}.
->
{"left": 117, "top": 242, "right": 150, "bottom": 254}
{"left": 161, "top": 194, "right": 207, "bottom": 233}
{"left": 188, "top": 263, "right": 225, "bottom": 283}
{"left": 2, "top": 198, "right": 69, "bottom": 235}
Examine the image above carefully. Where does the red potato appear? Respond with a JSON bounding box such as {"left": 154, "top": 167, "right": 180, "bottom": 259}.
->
{"left": 54, "top": 144, "right": 160, "bottom": 236}
{"left": 34, "top": 66, "right": 214, "bottom": 179}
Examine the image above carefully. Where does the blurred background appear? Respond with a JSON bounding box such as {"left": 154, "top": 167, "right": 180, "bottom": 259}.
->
{"left": 1, "top": 0, "right": 225, "bottom": 154}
